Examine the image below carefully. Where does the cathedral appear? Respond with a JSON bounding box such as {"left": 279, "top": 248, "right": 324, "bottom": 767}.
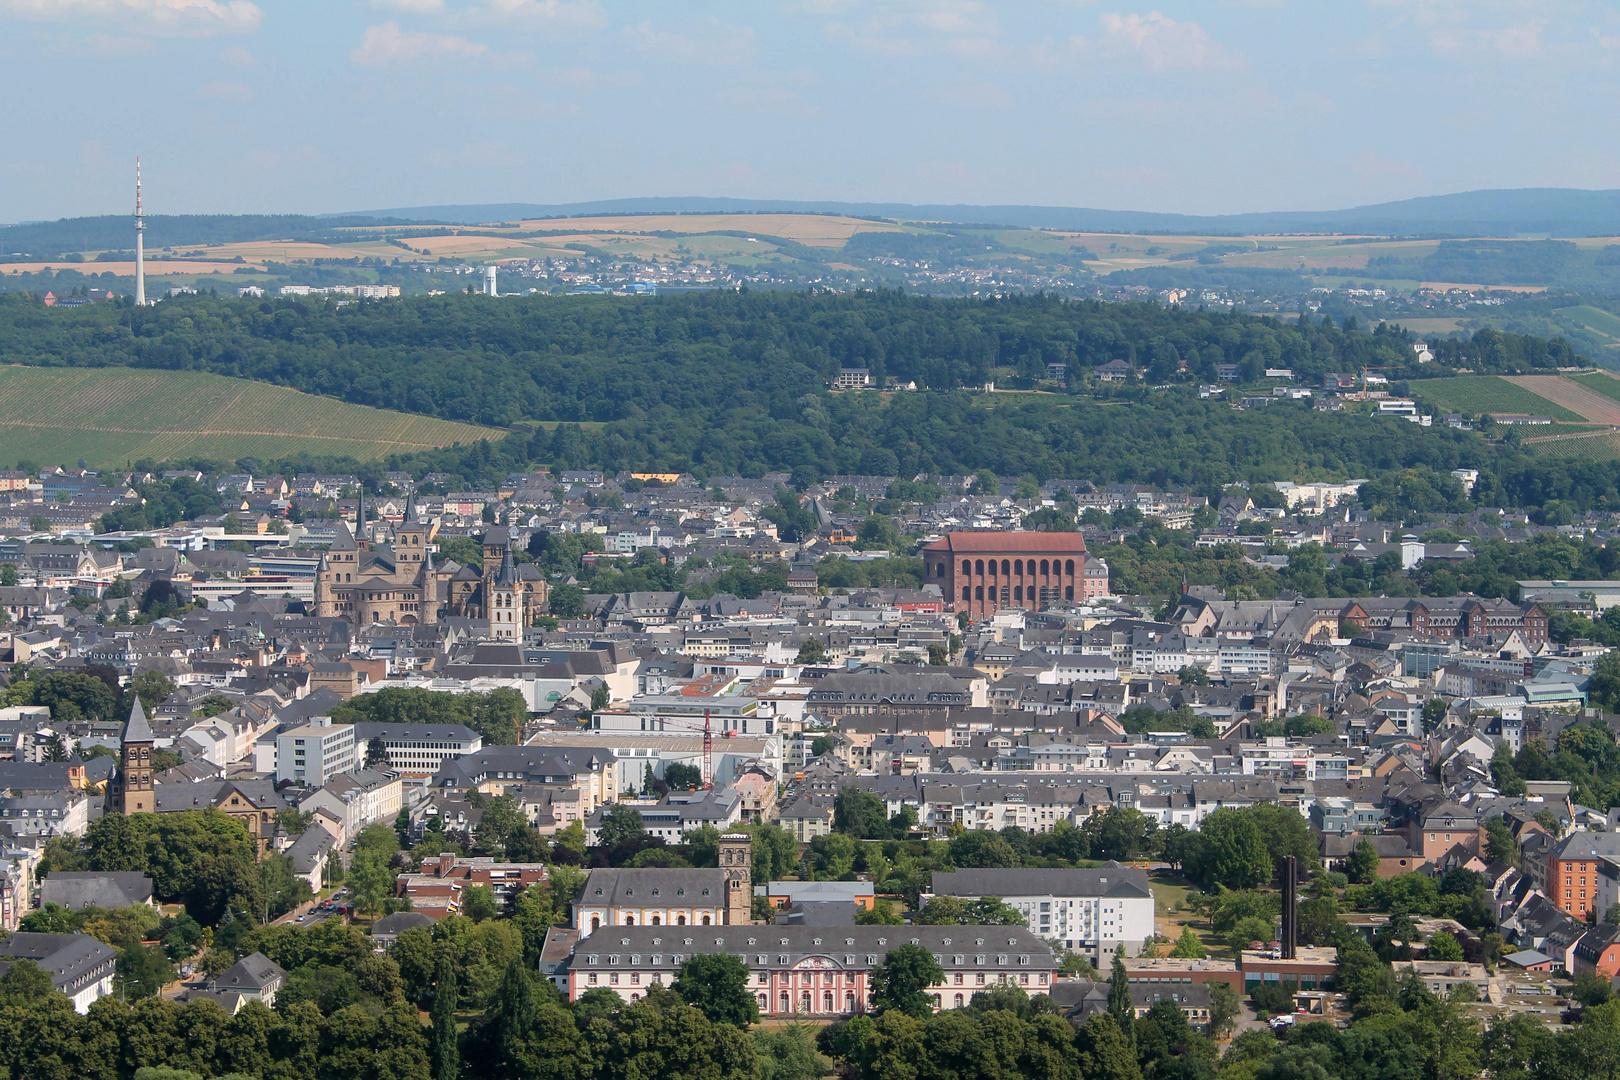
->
{"left": 313, "top": 500, "right": 546, "bottom": 630}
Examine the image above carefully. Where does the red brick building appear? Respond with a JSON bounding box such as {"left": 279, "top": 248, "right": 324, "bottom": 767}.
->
{"left": 920, "top": 532, "right": 1107, "bottom": 619}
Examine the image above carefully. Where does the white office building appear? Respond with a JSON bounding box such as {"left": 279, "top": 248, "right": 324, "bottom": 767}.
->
{"left": 275, "top": 717, "right": 357, "bottom": 787}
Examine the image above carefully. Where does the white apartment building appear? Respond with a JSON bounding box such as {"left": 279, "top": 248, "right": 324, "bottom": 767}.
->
{"left": 276, "top": 717, "right": 357, "bottom": 787}
{"left": 350, "top": 722, "right": 482, "bottom": 777}
{"left": 923, "top": 863, "right": 1155, "bottom": 960}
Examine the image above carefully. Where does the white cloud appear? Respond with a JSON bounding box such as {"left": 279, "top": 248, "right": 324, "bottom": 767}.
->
{"left": 1429, "top": 20, "right": 1544, "bottom": 58}
{"left": 1098, "top": 10, "right": 1242, "bottom": 72}
{"left": 623, "top": 19, "right": 755, "bottom": 65}
{"left": 371, "top": 0, "right": 444, "bottom": 12}
{"left": 472, "top": 0, "right": 605, "bottom": 29}
{"left": 819, "top": 1, "right": 1002, "bottom": 60}
{"left": 351, "top": 21, "right": 487, "bottom": 66}
{"left": 0, "top": 0, "right": 261, "bottom": 36}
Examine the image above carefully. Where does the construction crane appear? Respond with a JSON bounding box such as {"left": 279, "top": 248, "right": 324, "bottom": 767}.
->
{"left": 612, "top": 706, "right": 736, "bottom": 791}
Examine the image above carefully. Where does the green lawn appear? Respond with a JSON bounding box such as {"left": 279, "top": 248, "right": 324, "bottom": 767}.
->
{"left": 1408, "top": 375, "right": 1584, "bottom": 421}
{"left": 1149, "top": 870, "right": 1229, "bottom": 957}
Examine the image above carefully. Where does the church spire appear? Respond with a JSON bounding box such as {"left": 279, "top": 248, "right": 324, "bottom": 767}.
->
{"left": 496, "top": 540, "right": 517, "bottom": 587}
{"left": 355, "top": 485, "right": 367, "bottom": 543}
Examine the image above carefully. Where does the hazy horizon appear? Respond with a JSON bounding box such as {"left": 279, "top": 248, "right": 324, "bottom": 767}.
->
{"left": 2, "top": 0, "right": 1617, "bottom": 222}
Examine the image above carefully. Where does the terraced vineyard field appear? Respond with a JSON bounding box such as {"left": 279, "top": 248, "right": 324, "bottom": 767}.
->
{"left": 1503, "top": 375, "right": 1620, "bottom": 425}
{"left": 1407, "top": 375, "right": 1584, "bottom": 421}
{"left": 1525, "top": 429, "right": 1620, "bottom": 461}
{"left": 1571, "top": 370, "right": 1620, "bottom": 403}
{"left": 0, "top": 366, "right": 502, "bottom": 467}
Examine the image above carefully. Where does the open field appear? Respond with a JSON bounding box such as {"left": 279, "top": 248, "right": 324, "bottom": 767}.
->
{"left": 1503, "top": 375, "right": 1620, "bottom": 424}
{"left": 1408, "top": 375, "right": 1585, "bottom": 421}
{"left": 506, "top": 213, "right": 902, "bottom": 244}
{"left": 0, "top": 366, "right": 501, "bottom": 467}
{"left": 1559, "top": 306, "right": 1620, "bottom": 345}
{"left": 1386, "top": 317, "right": 1465, "bottom": 335}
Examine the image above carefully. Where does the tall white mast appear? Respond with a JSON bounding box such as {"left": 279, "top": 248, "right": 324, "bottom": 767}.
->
{"left": 134, "top": 157, "right": 146, "bottom": 307}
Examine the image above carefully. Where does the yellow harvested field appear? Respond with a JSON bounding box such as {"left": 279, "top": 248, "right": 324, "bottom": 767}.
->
{"left": 199, "top": 240, "right": 360, "bottom": 261}
{"left": 401, "top": 234, "right": 542, "bottom": 256}
{"left": 1422, "top": 282, "right": 1545, "bottom": 293}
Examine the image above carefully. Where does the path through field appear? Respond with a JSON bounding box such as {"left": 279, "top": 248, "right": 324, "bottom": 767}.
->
{"left": 1503, "top": 376, "right": 1620, "bottom": 425}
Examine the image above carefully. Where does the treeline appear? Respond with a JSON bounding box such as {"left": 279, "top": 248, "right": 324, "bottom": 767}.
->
{"left": 0, "top": 285, "right": 1570, "bottom": 426}
{"left": 4, "top": 289, "right": 1610, "bottom": 515}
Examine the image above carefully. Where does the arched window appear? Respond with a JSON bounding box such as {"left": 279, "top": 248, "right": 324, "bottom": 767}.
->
{"left": 1014, "top": 559, "right": 1023, "bottom": 576}
{"left": 824, "top": 992, "right": 834, "bottom": 1012}
{"left": 975, "top": 559, "right": 984, "bottom": 574}
{"left": 975, "top": 586, "right": 983, "bottom": 600}
{"left": 678, "top": 915, "right": 687, "bottom": 925}
{"left": 702, "top": 915, "right": 712, "bottom": 925}
{"left": 936, "top": 562, "right": 946, "bottom": 578}
{"left": 954, "top": 993, "right": 964, "bottom": 1008}
{"left": 651, "top": 915, "right": 660, "bottom": 925}
{"left": 1001, "top": 559, "right": 1010, "bottom": 576}
{"left": 932, "top": 994, "right": 942, "bottom": 1011}
{"left": 962, "top": 586, "right": 971, "bottom": 601}
{"left": 846, "top": 992, "right": 856, "bottom": 1012}
{"left": 1014, "top": 585, "right": 1022, "bottom": 603}
{"left": 1065, "top": 559, "right": 1075, "bottom": 575}
{"left": 1040, "top": 559, "right": 1050, "bottom": 575}
{"left": 1065, "top": 586, "right": 1074, "bottom": 600}
{"left": 591, "top": 916, "right": 601, "bottom": 932}
{"left": 987, "top": 560, "right": 996, "bottom": 576}
{"left": 962, "top": 559, "right": 971, "bottom": 576}
{"left": 780, "top": 993, "right": 790, "bottom": 1013}
{"left": 625, "top": 916, "right": 635, "bottom": 926}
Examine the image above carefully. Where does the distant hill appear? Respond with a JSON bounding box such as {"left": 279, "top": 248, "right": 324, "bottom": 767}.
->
{"left": 0, "top": 213, "right": 420, "bottom": 258}
{"left": 7, "top": 189, "right": 1617, "bottom": 259}
{"left": 348, "top": 189, "right": 1620, "bottom": 237}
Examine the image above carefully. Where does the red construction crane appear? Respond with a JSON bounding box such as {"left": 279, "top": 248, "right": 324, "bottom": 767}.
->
{"left": 702, "top": 708, "right": 713, "bottom": 791}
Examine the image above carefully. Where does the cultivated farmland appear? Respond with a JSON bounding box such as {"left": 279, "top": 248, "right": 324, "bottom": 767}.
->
{"left": 0, "top": 366, "right": 502, "bottom": 468}
{"left": 1502, "top": 375, "right": 1620, "bottom": 425}
{"left": 1407, "top": 375, "right": 1584, "bottom": 421}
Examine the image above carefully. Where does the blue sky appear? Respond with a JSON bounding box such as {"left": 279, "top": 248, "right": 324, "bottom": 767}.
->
{"left": 3, "top": 0, "right": 1619, "bottom": 220}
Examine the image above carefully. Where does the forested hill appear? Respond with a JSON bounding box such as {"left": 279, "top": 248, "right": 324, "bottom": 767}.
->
{"left": 0, "top": 289, "right": 1582, "bottom": 493}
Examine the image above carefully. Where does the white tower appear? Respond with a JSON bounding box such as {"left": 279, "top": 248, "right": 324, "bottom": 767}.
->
{"left": 134, "top": 158, "right": 146, "bottom": 307}
{"left": 484, "top": 264, "right": 498, "bottom": 297}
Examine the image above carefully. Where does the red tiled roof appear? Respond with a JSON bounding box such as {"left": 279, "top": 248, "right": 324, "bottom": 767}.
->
{"left": 921, "top": 531, "right": 1088, "bottom": 554}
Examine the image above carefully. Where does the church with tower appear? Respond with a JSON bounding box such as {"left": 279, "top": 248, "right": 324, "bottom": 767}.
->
{"left": 112, "top": 696, "right": 154, "bottom": 815}
{"left": 313, "top": 500, "right": 546, "bottom": 630}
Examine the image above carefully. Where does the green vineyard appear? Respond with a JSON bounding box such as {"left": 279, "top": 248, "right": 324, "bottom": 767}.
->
{"left": 1407, "top": 375, "right": 1584, "bottom": 421}
{"left": 0, "top": 365, "right": 502, "bottom": 468}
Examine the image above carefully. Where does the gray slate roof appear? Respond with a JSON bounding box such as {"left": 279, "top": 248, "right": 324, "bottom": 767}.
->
{"left": 927, "top": 862, "right": 1152, "bottom": 900}
{"left": 39, "top": 871, "right": 154, "bottom": 910}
